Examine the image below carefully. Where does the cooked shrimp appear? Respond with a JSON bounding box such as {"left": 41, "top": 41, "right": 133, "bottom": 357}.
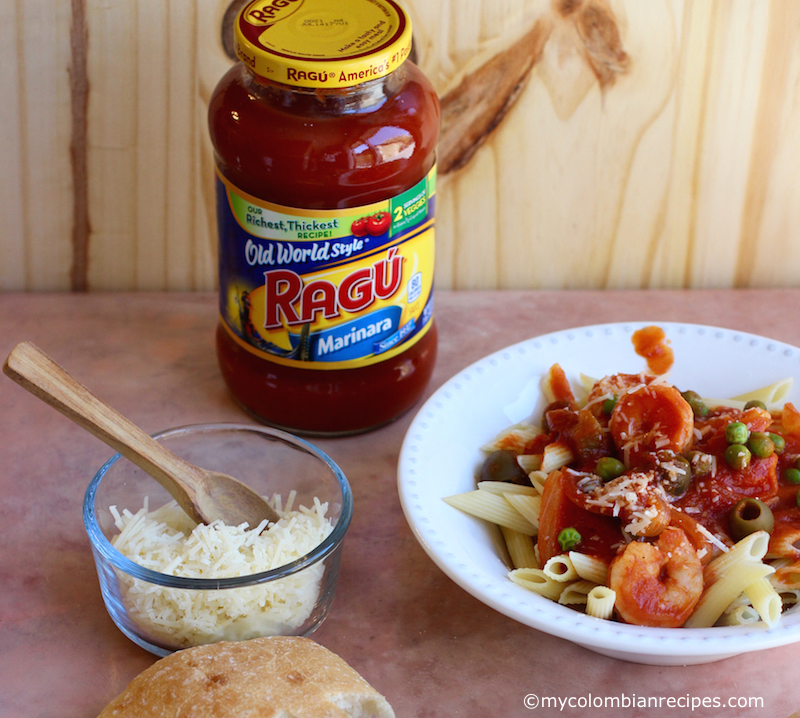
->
{"left": 577, "top": 470, "right": 671, "bottom": 537}
{"left": 668, "top": 508, "right": 717, "bottom": 564}
{"left": 608, "top": 526, "right": 704, "bottom": 627}
{"left": 609, "top": 384, "right": 694, "bottom": 466}
{"left": 585, "top": 373, "right": 655, "bottom": 420}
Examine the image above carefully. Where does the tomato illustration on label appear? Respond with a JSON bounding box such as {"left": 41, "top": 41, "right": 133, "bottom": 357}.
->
{"left": 367, "top": 211, "right": 391, "bottom": 236}
{"left": 351, "top": 216, "right": 369, "bottom": 237}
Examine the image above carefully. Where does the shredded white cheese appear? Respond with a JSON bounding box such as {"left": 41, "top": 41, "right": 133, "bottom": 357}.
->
{"left": 109, "top": 494, "right": 334, "bottom": 648}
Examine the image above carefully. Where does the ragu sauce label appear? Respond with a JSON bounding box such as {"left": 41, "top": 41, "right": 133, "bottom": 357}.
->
{"left": 216, "top": 165, "right": 436, "bottom": 370}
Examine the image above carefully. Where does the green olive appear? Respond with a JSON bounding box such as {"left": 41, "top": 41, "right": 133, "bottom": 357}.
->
{"left": 558, "top": 527, "right": 582, "bottom": 551}
{"left": 687, "top": 450, "right": 714, "bottom": 477}
{"left": 659, "top": 455, "right": 692, "bottom": 497}
{"left": 681, "top": 390, "right": 709, "bottom": 418}
{"left": 744, "top": 399, "right": 767, "bottom": 411}
{"left": 747, "top": 431, "right": 775, "bottom": 459}
{"left": 596, "top": 456, "right": 625, "bottom": 482}
{"left": 725, "top": 421, "right": 750, "bottom": 445}
{"left": 725, "top": 443, "right": 752, "bottom": 470}
{"left": 480, "top": 450, "right": 529, "bottom": 485}
{"left": 602, "top": 397, "right": 618, "bottom": 415}
{"left": 784, "top": 468, "right": 800, "bottom": 485}
{"left": 769, "top": 433, "right": 786, "bottom": 454}
{"left": 729, "top": 498, "right": 774, "bottom": 541}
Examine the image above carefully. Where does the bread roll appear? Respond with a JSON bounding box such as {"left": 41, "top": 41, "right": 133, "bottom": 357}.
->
{"left": 98, "top": 636, "right": 395, "bottom": 718}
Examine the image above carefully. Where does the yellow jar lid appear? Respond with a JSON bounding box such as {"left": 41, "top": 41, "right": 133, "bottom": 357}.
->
{"left": 235, "top": 0, "right": 413, "bottom": 89}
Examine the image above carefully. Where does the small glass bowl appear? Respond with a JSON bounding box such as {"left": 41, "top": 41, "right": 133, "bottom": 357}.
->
{"left": 83, "top": 423, "right": 352, "bottom": 657}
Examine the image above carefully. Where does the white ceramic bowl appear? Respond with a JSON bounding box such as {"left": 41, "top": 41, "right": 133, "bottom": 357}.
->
{"left": 398, "top": 322, "right": 800, "bottom": 665}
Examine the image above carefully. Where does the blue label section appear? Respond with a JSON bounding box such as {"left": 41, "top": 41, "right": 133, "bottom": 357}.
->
{"left": 421, "top": 294, "right": 434, "bottom": 327}
{"left": 375, "top": 317, "right": 415, "bottom": 355}
{"left": 296, "top": 307, "right": 402, "bottom": 362}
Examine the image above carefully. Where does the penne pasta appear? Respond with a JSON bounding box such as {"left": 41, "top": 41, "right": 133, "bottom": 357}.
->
{"left": 517, "top": 453, "right": 542, "bottom": 474}
{"left": 703, "top": 531, "right": 769, "bottom": 586}
{"left": 684, "top": 562, "right": 775, "bottom": 628}
{"left": 718, "top": 605, "right": 761, "bottom": 627}
{"left": 509, "top": 568, "right": 565, "bottom": 601}
{"left": 744, "top": 577, "right": 782, "bottom": 628}
{"left": 768, "top": 557, "right": 794, "bottom": 571}
{"left": 528, "top": 470, "right": 548, "bottom": 495}
{"left": 541, "top": 363, "right": 578, "bottom": 406}
{"left": 503, "top": 493, "right": 541, "bottom": 529}
{"left": 568, "top": 552, "right": 609, "bottom": 585}
{"left": 558, "top": 580, "right": 596, "bottom": 606}
{"left": 766, "top": 527, "right": 800, "bottom": 560}
{"left": 722, "top": 593, "right": 751, "bottom": 612}
{"left": 773, "top": 561, "right": 800, "bottom": 588}
{"left": 705, "top": 378, "right": 794, "bottom": 412}
{"left": 541, "top": 441, "right": 574, "bottom": 473}
{"left": 443, "top": 491, "right": 537, "bottom": 535}
{"left": 732, "top": 377, "right": 793, "bottom": 406}
{"left": 476, "top": 481, "right": 537, "bottom": 496}
{"left": 578, "top": 373, "right": 598, "bottom": 394}
{"left": 543, "top": 555, "right": 578, "bottom": 582}
{"left": 586, "top": 586, "right": 616, "bottom": 620}
{"left": 776, "top": 588, "right": 800, "bottom": 606}
{"left": 501, "top": 526, "right": 539, "bottom": 569}
{"left": 481, "top": 422, "right": 542, "bottom": 453}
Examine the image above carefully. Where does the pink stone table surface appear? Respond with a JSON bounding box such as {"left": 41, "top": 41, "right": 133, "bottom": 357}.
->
{"left": 3, "top": 290, "right": 800, "bottom": 718}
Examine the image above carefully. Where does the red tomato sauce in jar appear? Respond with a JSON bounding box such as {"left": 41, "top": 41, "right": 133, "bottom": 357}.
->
{"left": 208, "top": 0, "right": 440, "bottom": 435}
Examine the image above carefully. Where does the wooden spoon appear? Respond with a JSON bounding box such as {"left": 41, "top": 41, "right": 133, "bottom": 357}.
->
{"left": 3, "top": 341, "right": 279, "bottom": 527}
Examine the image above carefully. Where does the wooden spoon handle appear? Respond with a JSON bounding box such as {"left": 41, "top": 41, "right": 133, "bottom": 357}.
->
{"left": 3, "top": 341, "right": 205, "bottom": 522}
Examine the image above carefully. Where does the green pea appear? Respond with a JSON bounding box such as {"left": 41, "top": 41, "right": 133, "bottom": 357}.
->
{"left": 681, "top": 390, "right": 709, "bottom": 418}
{"left": 785, "top": 468, "right": 800, "bottom": 485}
{"left": 729, "top": 498, "right": 774, "bottom": 541}
{"left": 725, "top": 421, "right": 750, "bottom": 445}
{"left": 602, "top": 397, "right": 617, "bottom": 415}
{"left": 725, "top": 443, "right": 751, "bottom": 470}
{"left": 744, "top": 399, "right": 768, "bottom": 411}
{"left": 558, "top": 527, "right": 582, "bottom": 552}
{"left": 747, "top": 432, "right": 775, "bottom": 459}
{"left": 596, "top": 456, "right": 625, "bottom": 482}
{"left": 770, "top": 433, "right": 786, "bottom": 454}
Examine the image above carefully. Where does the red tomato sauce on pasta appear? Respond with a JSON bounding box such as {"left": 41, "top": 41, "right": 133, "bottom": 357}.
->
{"left": 632, "top": 325, "right": 674, "bottom": 375}
{"left": 538, "top": 469, "right": 623, "bottom": 564}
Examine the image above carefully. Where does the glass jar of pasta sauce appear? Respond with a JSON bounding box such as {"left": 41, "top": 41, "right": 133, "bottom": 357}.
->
{"left": 209, "top": 0, "right": 440, "bottom": 435}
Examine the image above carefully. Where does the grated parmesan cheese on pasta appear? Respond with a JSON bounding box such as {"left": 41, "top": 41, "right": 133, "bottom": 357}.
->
{"left": 109, "top": 494, "right": 333, "bottom": 648}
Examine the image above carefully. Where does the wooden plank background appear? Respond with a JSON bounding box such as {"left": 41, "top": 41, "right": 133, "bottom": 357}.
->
{"left": 2, "top": 0, "right": 800, "bottom": 292}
